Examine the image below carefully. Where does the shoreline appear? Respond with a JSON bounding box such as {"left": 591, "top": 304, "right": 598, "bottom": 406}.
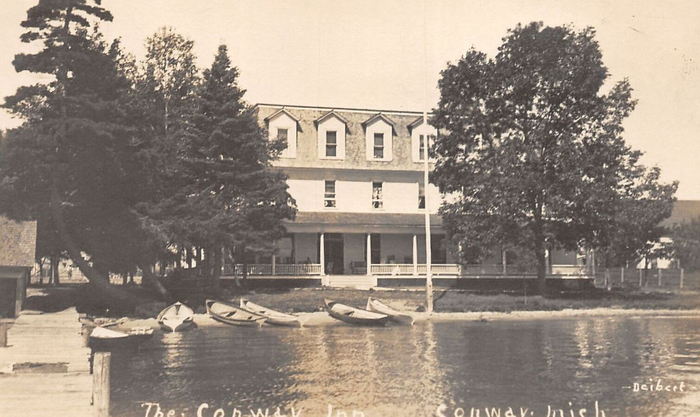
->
{"left": 119, "top": 307, "right": 700, "bottom": 329}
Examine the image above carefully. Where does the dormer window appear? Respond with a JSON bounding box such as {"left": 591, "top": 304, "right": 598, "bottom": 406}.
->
{"left": 277, "top": 128, "right": 288, "bottom": 147}
{"left": 418, "top": 134, "right": 435, "bottom": 161}
{"left": 410, "top": 117, "right": 437, "bottom": 163}
{"left": 363, "top": 113, "right": 394, "bottom": 161}
{"left": 315, "top": 111, "right": 347, "bottom": 160}
{"left": 373, "top": 133, "right": 384, "bottom": 159}
{"left": 264, "top": 108, "right": 299, "bottom": 158}
{"left": 325, "top": 131, "right": 337, "bottom": 157}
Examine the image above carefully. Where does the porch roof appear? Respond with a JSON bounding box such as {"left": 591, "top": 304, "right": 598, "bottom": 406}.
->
{"left": 286, "top": 211, "right": 443, "bottom": 227}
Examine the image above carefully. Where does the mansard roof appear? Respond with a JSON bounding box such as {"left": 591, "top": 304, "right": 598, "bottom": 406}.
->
{"left": 264, "top": 108, "right": 301, "bottom": 124}
{"left": 314, "top": 110, "right": 349, "bottom": 126}
{"left": 361, "top": 113, "right": 397, "bottom": 132}
{"left": 408, "top": 115, "right": 435, "bottom": 132}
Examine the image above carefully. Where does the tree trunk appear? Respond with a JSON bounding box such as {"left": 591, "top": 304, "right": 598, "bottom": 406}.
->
{"left": 532, "top": 203, "right": 548, "bottom": 296}
{"left": 210, "top": 246, "right": 222, "bottom": 291}
{"left": 230, "top": 247, "right": 241, "bottom": 288}
{"left": 51, "top": 255, "right": 60, "bottom": 286}
{"left": 139, "top": 263, "right": 170, "bottom": 300}
{"left": 50, "top": 184, "right": 136, "bottom": 304}
{"left": 38, "top": 259, "right": 44, "bottom": 285}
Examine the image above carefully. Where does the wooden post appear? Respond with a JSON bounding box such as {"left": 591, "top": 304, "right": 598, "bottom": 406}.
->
{"left": 93, "top": 351, "right": 111, "bottom": 417}
{"left": 658, "top": 268, "right": 662, "bottom": 287}
{"left": 621, "top": 267, "right": 625, "bottom": 284}
{"left": 412, "top": 234, "right": 418, "bottom": 276}
{"left": 319, "top": 233, "right": 325, "bottom": 276}
{"left": 271, "top": 241, "right": 276, "bottom": 276}
{"left": 604, "top": 268, "right": 610, "bottom": 289}
{"left": 366, "top": 233, "right": 373, "bottom": 276}
{"left": 639, "top": 269, "right": 643, "bottom": 287}
{"left": 0, "top": 321, "right": 8, "bottom": 348}
{"left": 680, "top": 268, "right": 685, "bottom": 289}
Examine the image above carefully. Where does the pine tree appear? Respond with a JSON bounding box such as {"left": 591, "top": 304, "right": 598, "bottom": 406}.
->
{"left": 1, "top": 1, "right": 167, "bottom": 302}
{"left": 142, "top": 45, "right": 296, "bottom": 286}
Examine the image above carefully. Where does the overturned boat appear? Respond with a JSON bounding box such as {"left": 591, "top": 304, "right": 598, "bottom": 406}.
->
{"left": 157, "top": 302, "right": 195, "bottom": 332}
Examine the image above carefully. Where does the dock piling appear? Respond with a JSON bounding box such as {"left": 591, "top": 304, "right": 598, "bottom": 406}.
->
{"left": 0, "top": 321, "right": 8, "bottom": 347}
{"left": 93, "top": 351, "right": 111, "bottom": 417}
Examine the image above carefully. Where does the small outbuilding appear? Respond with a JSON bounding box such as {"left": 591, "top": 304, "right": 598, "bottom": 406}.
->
{"left": 0, "top": 216, "right": 37, "bottom": 318}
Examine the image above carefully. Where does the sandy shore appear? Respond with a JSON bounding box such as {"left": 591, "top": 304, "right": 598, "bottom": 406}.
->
{"left": 119, "top": 307, "right": 700, "bottom": 330}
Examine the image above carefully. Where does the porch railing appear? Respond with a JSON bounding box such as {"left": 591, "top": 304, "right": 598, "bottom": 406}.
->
{"left": 222, "top": 263, "right": 322, "bottom": 276}
{"left": 369, "top": 264, "right": 462, "bottom": 276}
{"left": 220, "top": 263, "right": 591, "bottom": 278}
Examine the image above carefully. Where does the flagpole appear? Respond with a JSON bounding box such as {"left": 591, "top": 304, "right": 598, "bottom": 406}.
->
{"left": 421, "top": 0, "right": 433, "bottom": 313}
{"left": 423, "top": 114, "right": 433, "bottom": 313}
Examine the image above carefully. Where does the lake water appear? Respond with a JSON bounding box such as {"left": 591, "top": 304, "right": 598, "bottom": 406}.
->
{"left": 110, "top": 316, "right": 700, "bottom": 417}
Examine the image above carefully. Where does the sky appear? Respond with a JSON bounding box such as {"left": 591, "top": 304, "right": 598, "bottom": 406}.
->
{"left": 1, "top": 0, "right": 699, "bottom": 198}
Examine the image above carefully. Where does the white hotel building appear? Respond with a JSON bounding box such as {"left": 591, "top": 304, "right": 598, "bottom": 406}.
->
{"left": 222, "top": 104, "right": 586, "bottom": 288}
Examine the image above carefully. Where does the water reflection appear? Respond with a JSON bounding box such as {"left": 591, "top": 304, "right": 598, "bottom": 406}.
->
{"left": 110, "top": 317, "right": 700, "bottom": 417}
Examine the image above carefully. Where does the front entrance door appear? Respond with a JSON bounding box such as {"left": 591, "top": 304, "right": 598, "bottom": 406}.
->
{"left": 324, "top": 233, "right": 344, "bottom": 274}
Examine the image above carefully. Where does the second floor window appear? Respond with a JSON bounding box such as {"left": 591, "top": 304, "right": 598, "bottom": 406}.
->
{"left": 277, "top": 128, "right": 288, "bottom": 148}
{"left": 324, "top": 180, "right": 336, "bottom": 208}
{"left": 418, "top": 182, "right": 426, "bottom": 209}
{"left": 373, "top": 133, "right": 384, "bottom": 159}
{"left": 325, "top": 131, "right": 337, "bottom": 157}
{"left": 372, "top": 182, "right": 383, "bottom": 209}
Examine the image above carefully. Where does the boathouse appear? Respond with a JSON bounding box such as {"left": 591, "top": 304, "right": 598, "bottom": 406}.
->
{"left": 219, "top": 104, "right": 590, "bottom": 290}
{"left": 0, "top": 216, "right": 37, "bottom": 318}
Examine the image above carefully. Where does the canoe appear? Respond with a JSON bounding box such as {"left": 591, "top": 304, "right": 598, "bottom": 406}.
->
{"left": 88, "top": 326, "right": 154, "bottom": 350}
{"left": 157, "top": 302, "right": 195, "bottom": 332}
{"left": 366, "top": 297, "right": 415, "bottom": 325}
{"left": 205, "top": 299, "right": 266, "bottom": 327}
{"left": 240, "top": 299, "right": 302, "bottom": 327}
{"left": 79, "top": 316, "right": 128, "bottom": 328}
{"left": 324, "top": 299, "right": 390, "bottom": 326}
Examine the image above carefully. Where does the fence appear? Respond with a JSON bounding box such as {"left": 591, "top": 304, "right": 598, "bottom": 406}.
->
{"left": 593, "top": 268, "right": 692, "bottom": 290}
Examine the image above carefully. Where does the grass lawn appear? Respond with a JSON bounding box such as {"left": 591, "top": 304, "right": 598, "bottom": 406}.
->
{"left": 219, "top": 287, "right": 700, "bottom": 314}
{"left": 22, "top": 284, "right": 700, "bottom": 317}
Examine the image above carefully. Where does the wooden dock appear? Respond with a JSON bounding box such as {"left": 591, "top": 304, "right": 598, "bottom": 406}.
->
{"left": 0, "top": 307, "right": 93, "bottom": 417}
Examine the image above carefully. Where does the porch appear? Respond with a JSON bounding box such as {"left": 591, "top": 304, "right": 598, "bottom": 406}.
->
{"left": 221, "top": 262, "right": 590, "bottom": 278}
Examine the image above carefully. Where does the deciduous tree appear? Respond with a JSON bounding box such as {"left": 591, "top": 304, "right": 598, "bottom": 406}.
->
{"left": 431, "top": 22, "right": 676, "bottom": 294}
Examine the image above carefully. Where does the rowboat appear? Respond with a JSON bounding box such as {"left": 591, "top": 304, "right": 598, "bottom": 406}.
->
{"left": 205, "top": 299, "right": 266, "bottom": 327}
{"left": 240, "top": 299, "right": 302, "bottom": 327}
{"left": 324, "top": 299, "right": 390, "bottom": 326}
{"left": 366, "top": 297, "right": 415, "bottom": 325}
{"left": 88, "top": 326, "right": 154, "bottom": 350}
{"left": 79, "top": 315, "right": 128, "bottom": 328}
{"left": 157, "top": 302, "right": 195, "bottom": 332}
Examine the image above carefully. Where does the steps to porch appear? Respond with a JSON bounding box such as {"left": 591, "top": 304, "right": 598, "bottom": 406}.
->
{"left": 322, "top": 275, "right": 377, "bottom": 290}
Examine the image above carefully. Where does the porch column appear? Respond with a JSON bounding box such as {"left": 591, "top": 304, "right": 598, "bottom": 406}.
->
{"left": 502, "top": 249, "right": 507, "bottom": 275}
{"left": 320, "top": 233, "right": 325, "bottom": 276}
{"left": 366, "top": 233, "right": 372, "bottom": 276}
{"left": 271, "top": 241, "right": 276, "bottom": 276}
{"left": 412, "top": 234, "right": 418, "bottom": 276}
